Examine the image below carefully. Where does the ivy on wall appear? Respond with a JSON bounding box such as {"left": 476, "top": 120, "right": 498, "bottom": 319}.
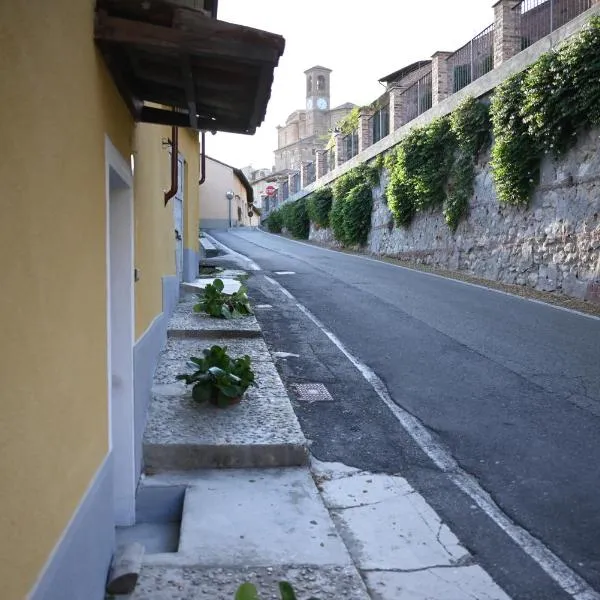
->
{"left": 385, "top": 98, "right": 490, "bottom": 230}
{"left": 330, "top": 164, "right": 379, "bottom": 246}
{"left": 306, "top": 188, "right": 333, "bottom": 228}
{"left": 265, "top": 197, "right": 310, "bottom": 239}
{"left": 491, "top": 16, "right": 600, "bottom": 205}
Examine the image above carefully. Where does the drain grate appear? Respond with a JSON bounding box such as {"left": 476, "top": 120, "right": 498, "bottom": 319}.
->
{"left": 291, "top": 383, "right": 334, "bottom": 403}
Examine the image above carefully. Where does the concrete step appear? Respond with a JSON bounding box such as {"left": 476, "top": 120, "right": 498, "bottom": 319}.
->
{"left": 200, "top": 236, "right": 220, "bottom": 258}
{"left": 167, "top": 295, "right": 261, "bottom": 339}
{"left": 131, "top": 468, "right": 370, "bottom": 599}
{"left": 143, "top": 357, "right": 307, "bottom": 472}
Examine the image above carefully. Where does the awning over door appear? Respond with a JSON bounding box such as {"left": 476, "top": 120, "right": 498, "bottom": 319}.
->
{"left": 95, "top": 0, "right": 285, "bottom": 134}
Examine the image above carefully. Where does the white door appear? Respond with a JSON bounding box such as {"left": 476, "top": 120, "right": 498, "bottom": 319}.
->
{"left": 173, "top": 155, "right": 185, "bottom": 282}
{"left": 106, "top": 138, "right": 135, "bottom": 526}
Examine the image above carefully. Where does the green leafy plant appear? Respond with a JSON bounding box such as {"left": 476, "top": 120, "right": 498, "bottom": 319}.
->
{"left": 193, "top": 278, "right": 253, "bottom": 319}
{"left": 176, "top": 345, "right": 256, "bottom": 408}
{"left": 385, "top": 98, "right": 490, "bottom": 230}
{"left": 266, "top": 209, "right": 283, "bottom": 233}
{"left": 306, "top": 188, "right": 333, "bottom": 228}
{"left": 444, "top": 97, "right": 491, "bottom": 230}
{"left": 235, "top": 582, "right": 319, "bottom": 600}
{"left": 490, "top": 16, "right": 600, "bottom": 205}
{"left": 287, "top": 198, "right": 310, "bottom": 239}
{"left": 328, "top": 164, "right": 378, "bottom": 246}
{"left": 490, "top": 72, "right": 541, "bottom": 206}
{"left": 386, "top": 117, "right": 455, "bottom": 226}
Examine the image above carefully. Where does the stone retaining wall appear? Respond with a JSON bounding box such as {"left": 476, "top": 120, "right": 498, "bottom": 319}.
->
{"left": 310, "top": 127, "right": 600, "bottom": 301}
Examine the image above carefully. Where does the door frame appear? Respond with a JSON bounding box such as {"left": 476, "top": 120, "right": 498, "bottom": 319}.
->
{"left": 105, "top": 135, "right": 136, "bottom": 526}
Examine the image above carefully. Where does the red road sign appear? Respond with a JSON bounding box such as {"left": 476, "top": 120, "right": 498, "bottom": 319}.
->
{"left": 265, "top": 185, "right": 276, "bottom": 196}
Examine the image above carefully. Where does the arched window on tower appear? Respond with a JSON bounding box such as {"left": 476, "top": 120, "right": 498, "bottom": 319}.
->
{"left": 317, "top": 75, "right": 326, "bottom": 91}
{"left": 307, "top": 75, "right": 312, "bottom": 94}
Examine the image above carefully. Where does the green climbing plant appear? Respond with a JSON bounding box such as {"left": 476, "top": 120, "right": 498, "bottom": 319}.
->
{"left": 490, "top": 16, "right": 600, "bottom": 205}
{"left": 306, "top": 188, "right": 333, "bottom": 228}
{"left": 329, "top": 164, "right": 379, "bottom": 246}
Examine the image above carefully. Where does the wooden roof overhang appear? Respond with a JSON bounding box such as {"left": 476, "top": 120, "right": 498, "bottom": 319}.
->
{"left": 94, "top": 0, "right": 285, "bottom": 134}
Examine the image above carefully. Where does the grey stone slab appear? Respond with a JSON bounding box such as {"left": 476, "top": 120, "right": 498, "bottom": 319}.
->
{"left": 153, "top": 338, "right": 273, "bottom": 387}
{"left": 144, "top": 360, "right": 307, "bottom": 470}
{"left": 364, "top": 566, "right": 511, "bottom": 600}
{"left": 181, "top": 277, "right": 241, "bottom": 295}
{"left": 132, "top": 565, "right": 369, "bottom": 600}
{"left": 177, "top": 469, "right": 352, "bottom": 566}
{"left": 167, "top": 297, "right": 261, "bottom": 338}
{"left": 116, "top": 523, "right": 180, "bottom": 555}
{"left": 329, "top": 474, "right": 469, "bottom": 571}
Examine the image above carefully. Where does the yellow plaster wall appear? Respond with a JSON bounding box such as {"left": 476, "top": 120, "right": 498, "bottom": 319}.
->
{"left": 0, "top": 1, "right": 132, "bottom": 597}
{"left": 200, "top": 158, "right": 236, "bottom": 222}
{"left": 133, "top": 126, "right": 200, "bottom": 338}
{"left": 133, "top": 123, "right": 174, "bottom": 338}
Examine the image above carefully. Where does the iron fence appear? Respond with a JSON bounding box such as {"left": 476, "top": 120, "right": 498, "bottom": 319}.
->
{"left": 290, "top": 171, "right": 300, "bottom": 195}
{"left": 281, "top": 180, "right": 289, "bottom": 201}
{"left": 402, "top": 69, "right": 433, "bottom": 125}
{"left": 341, "top": 131, "right": 359, "bottom": 163}
{"left": 370, "top": 104, "right": 390, "bottom": 144}
{"left": 306, "top": 161, "right": 316, "bottom": 185}
{"left": 447, "top": 24, "right": 494, "bottom": 93}
{"left": 516, "top": 0, "right": 593, "bottom": 49}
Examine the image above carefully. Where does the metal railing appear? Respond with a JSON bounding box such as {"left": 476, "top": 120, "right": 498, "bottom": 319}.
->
{"left": 402, "top": 69, "right": 433, "bottom": 124}
{"left": 341, "top": 131, "right": 359, "bottom": 163}
{"left": 447, "top": 24, "right": 494, "bottom": 93}
{"left": 290, "top": 171, "right": 300, "bottom": 195}
{"left": 370, "top": 104, "right": 390, "bottom": 144}
{"left": 306, "top": 161, "right": 316, "bottom": 185}
{"left": 516, "top": 0, "right": 593, "bottom": 49}
{"left": 322, "top": 150, "right": 331, "bottom": 175}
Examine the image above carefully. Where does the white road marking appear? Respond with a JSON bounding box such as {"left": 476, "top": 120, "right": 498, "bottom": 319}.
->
{"left": 273, "top": 351, "right": 301, "bottom": 359}
{"left": 274, "top": 271, "right": 296, "bottom": 275}
{"left": 259, "top": 229, "right": 600, "bottom": 322}
{"left": 265, "top": 274, "right": 600, "bottom": 600}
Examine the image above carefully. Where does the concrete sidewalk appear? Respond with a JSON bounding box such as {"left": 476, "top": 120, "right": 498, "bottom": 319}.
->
{"left": 116, "top": 252, "right": 511, "bottom": 599}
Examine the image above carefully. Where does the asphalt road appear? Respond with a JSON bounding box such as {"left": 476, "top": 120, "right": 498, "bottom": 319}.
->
{"left": 209, "top": 228, "right": 600, "bottom": 600}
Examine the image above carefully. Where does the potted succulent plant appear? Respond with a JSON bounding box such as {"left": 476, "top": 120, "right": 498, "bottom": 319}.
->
{"left": 176, "top": 345, "right": 256, "bottom": 408}
{"left": 194, "top": 278, "right": 253, "bottom": 319}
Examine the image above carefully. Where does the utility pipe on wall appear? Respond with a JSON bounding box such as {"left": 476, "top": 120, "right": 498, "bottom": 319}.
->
{"left": 198, "top": 131, "right": 206, "bottom": 185}
{"left": 164, "top": 125, "right": 179, "bottom": 206}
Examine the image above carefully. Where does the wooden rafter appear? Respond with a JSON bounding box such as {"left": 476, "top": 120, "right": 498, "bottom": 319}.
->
{"left": 181, "top": 54, "right": 198, "bottom": 129}
{"left": 94, "top": 0, "right": 285, "bottom": 133}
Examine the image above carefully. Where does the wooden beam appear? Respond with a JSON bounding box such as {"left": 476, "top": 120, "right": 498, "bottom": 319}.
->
{"left": 181, "top": 54, "right": 198, "bottom": 129}
{"left": 139, "top": 106, "right": 253, "bottom": 134}
{"left": 248, "top": 63, "right": 273, "bottom": 129}
{"left": 96, "top": 40, "right": 143, "bottom": 119}
{"left": 95, "top": 12, "right": 284, "bottom": 65}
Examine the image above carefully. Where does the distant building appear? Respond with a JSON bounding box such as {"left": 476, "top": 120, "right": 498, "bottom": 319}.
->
{"left": 200, "top": 156, "right": 259, "bottom": 229}
{"left": 273, "top": 66, "right": 355, "bottom": 172}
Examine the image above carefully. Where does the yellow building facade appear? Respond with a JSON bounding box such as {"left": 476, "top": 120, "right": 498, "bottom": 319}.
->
{"left": 0, "top": 0, "right": 283, "bottom": 596}
{"left": 200, "top": 156, "right": 259, "bottom": 229}
{"left": 0, "top": 3, "right": 200, "bottom": 598}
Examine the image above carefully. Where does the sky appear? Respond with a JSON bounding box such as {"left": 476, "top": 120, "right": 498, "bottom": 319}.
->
{"left": 207, "top": 0, "right": 495, "bottom": 170}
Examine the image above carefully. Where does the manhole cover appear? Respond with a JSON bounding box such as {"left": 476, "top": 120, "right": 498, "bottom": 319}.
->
{"left": 291, "top": 383, "right": 334, "bottom": 403}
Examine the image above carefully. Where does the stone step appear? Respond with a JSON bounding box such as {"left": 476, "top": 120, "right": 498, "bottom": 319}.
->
{"left": 143, "top": 357, "right": 307, "bottom": 472}
{"left": 200, "top": 236, "right": 219, "bottom": 258}
{"left": 168, "top": 295, "right": 262, "bottom": 339}
{"left": 131, "top": 469, "right": 369, "bottom": 599}
{"left": 132, "top": 564, "right": 369, "bottom": 600}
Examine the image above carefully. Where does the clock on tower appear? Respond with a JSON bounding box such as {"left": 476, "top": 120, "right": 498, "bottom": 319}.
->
{"left": 316, "top": 97, "right": 328, "bottom": 110}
